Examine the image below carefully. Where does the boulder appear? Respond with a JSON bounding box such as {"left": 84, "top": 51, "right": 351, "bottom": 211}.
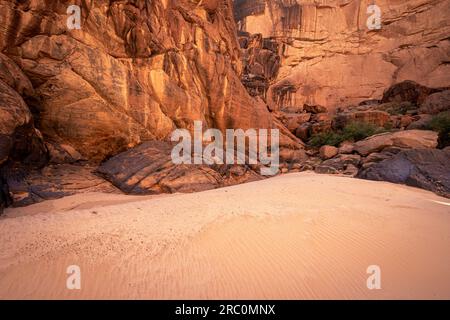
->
{"left": 338, "top": 141, "right": 355, "bottom": 154}
{"left": 280, "top": 112, "right": 311, "bottom": 133}
{"left": 295, "top": 123, "right": 311, "bottom": 141}
{"left": 389, "top": 115, "right": 415, "bottom": 129}
{"left": 319, "top": 145, "right": 338, "bottom": 160}
{"left": 304, "top": 104, "right": 327, "bottom": 114}
{"left": 2, "top": 164, "right": 118, "bottom": 207}
{"left": 343, "top": 164, "right": 359, "bottom": 177}
{"left": 419, "top": 90, "right": 450, "bottom": 115}
{"left": 333, "top": 110, "right": 390, "bottom": 130}
{"left": 315, "top": 154, "right": 361, "bottom": 174}
{"left": 354, "top": 130, "right": 438, "bottom": 156}
{"left": 279, "top": 148, "right": 308, "bottom": 163}
{"left": 97, "top": 141, "right": 263, "bottom": 195}
{"left": 358, "top": 149, "right": 450, "bottom": 198}
{"left": 407, "top": 114, "right": 433, "bottom": 130}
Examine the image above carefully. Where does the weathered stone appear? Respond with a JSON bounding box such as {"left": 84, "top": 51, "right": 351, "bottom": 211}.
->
{"left": 338, "top": 141, "right": 355, "bottom": 154}
{"left": 2, "top": 164, "right": 119, "bottom": 207}
{"left": 390, "top": 115, "right": 415, "bottom": 129}
{"left": 235, "top": 2, "right": 450, "bottom": 110}
{"left": 419, "top": 90, "right": 450, "bottom": 115}
{"left": 0, "top": 65, "right": 47, "bottom": 168}
{"left": 354, "top": 130, "right": 438, "bottom": 156}
{"left": 333, "top": 111, "right": 390, "bottom": 130}
{"left": 46, "top": 142, "right": 83, "bottom": 164}
{"left": 363, "top": 153, "right": 392, "bottom": 164}
{"left": 343, "top": 164, "right": 359, "bottom": 177}
{"left": 279, "top": 148, "right": 308, "bottom": 163}
{"left": 358, "top": 149, "right": 450, "bottom": 198}
{"left": 310, "top": 121, "right": 332, "bottom": 136}
{"left": 279, "top": 112, "right": 311, "bottom": 133}
{"left": 97, "top": 141, "right": 263, "bottom": 195}
{"left": 304, "top": 104, "right": 327, "bottom": 114}
{"left": 407, "top": 114, "right": 433, "bottom": 130}
{"left": 319, "top": 145, "right": 338, "bottom": 160}
{"left": 295, "top": 123, "right": 311, "bottom": 141}
{"left": 0, "top": 0, "right": 289, "bottom": 162}
{"left": 317, "top": 154, "right": 361, "bottom": 174}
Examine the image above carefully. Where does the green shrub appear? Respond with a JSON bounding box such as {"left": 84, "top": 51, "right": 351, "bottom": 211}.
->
{"left": 341, "top": 122, "right": 383, "bottom": 142}
{"left": 309, "top": 131, "right": 343, "bottom": 147}
{"left": 308, "top": 122, "right": 387, "bottom": 147}
{"left": 428, "top": 111, "right": 450, "bottom": 148}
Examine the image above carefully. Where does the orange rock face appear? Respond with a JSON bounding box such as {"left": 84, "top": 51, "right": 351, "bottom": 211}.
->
{"left": 0, "top": 0, "right": 281, "bottom": 161}
{"left": 234, "top": 0, "right": 450, "bottom": 110}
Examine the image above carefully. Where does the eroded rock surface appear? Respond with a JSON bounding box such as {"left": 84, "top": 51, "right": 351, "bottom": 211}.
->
{"left": 234, "top": 0, "right": 450, "bottom": 110}
{"left": 354, "top": 130, "right": 438, "bottom": 156}
{"left": 0, "top": 0, "right": 282, "bottom": 162}
{"left": 2, "top": 164, "right": 119, "bottom": 207}
{"left": 358, "top": 149, "right": 450, "bottom": 198}
{"left": 97, "top": 141, "right": 263, "bottom": 195}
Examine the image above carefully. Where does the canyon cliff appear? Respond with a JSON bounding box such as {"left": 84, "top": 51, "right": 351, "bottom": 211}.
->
{"left": 234, "top": 0, "right": 450, "bottom": 111}
{"left": 1, "top": 0, "right": 293, "bottom": 164}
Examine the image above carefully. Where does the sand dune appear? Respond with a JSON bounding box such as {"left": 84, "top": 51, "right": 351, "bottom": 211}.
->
{"left": 0, "top": 172, "right": 449, "bottom": 299}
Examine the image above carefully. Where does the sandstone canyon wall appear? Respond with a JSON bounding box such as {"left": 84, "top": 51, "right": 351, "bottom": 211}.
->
{"left": 234, "top": 0, "right": 450, "bottom": 111}
{"left": 0, "top": 0, "right": 282, "bottom": 165}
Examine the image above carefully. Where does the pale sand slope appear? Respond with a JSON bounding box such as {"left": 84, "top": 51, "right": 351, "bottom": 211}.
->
{"left": 0, "top": 172, "right": 449, "bottom": 299}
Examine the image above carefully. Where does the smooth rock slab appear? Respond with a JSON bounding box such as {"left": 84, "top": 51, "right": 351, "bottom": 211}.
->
{"left": 354, "top": 130, "right": 438, "bottom": 156}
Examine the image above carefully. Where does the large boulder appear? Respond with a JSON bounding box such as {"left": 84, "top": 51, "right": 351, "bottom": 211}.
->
{"left": 419, "top": 90, "right": 450, "bottom": 115}
{"left": 2, "top": 164, "right": 119, "bottom": 207}
{"left": 319, "top": 145, "right": 338, "bottom": 160}
{"left": 358, "top": 149, "right": 450, "bottom": 198}
{"left": 354, "top": 130, "right": 439, "bottom": 156}
{"left": 97, "top": 141, "right": 262, "bottom": 195}
{"left": 333, "top": 110, "right": 390, "bottom": 130}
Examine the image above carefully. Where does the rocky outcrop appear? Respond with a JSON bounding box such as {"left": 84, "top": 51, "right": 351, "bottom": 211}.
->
{"left": 0, "top": 53, "right": 47, "bottom": 167}
{"left": 353, "top": 130, "right": 438, "bottom": 156}
{"left": 0, "top": 0, "right": 286, "bottom": 162}
{"left": 358, "top": 149, "right": 450, "bottom": 198}
{"left": 2, "top": 164, "right": 119, "bottom": 207}
{"left": 239, "top": 32, "right": 280, "bottom": 99}
{"left": 97, "top": 141, "right": 263, "bottom": 195}
{"left": 419, "top": 90, "right": 450, "bottom": 115}
{"left": 234, "top": 0, "right": 450, "bottom": 110}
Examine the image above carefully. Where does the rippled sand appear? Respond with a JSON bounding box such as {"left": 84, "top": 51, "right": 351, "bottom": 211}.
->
{"left": 1, "top": 172, "right": 449, "bottom": 299}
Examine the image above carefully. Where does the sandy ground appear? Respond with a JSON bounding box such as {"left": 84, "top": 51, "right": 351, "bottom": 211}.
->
{"left": 0, "top": 172, "right": 449, "bottom": 300}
